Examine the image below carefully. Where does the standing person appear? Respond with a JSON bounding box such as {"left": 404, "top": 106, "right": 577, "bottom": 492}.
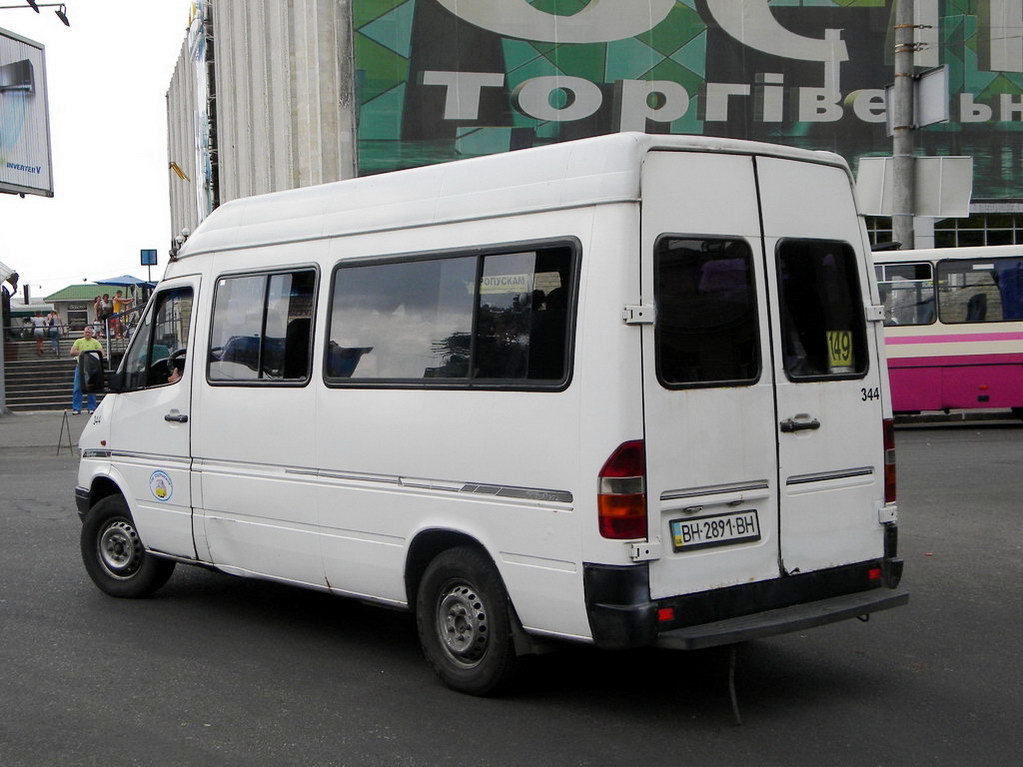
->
{"left": 46, "top": 310, "right": 62, "bottom": 355}
{"left": 111, "top": 290, "right": 132, "bottom": 338}
{"left": 31, "top": 311, "right": 46, "bottom": 355}
{"left": 97, "top": 294, "right": 113, "bottom": 337}
{"left": 70, "top": 325, "right": 103, "bottom": 414}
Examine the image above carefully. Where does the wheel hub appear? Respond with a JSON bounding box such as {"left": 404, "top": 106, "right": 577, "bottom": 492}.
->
{"left": 98, "top": 520, "right": 142, "bottom": 578}
{"left": 437, "top": 583, "right": 488, "bottom": 666}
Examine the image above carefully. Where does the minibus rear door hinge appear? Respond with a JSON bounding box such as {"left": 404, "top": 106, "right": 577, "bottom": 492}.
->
{"left": 878, "top": 502, "right": 898, "bottom": 524}
{"left": 623, "top": 304, "right": 655, "bottom": 325}
{"left": 865, "top": 304, "right": 885, "bottom": 322}
{"left": 629, "top": 540, "right": 661, "bottom": 562}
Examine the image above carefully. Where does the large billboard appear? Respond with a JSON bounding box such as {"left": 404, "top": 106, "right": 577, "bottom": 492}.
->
{"left": 0, "top": 27, "right": 52, "bottom": 197}
{"left": 354, "top": 0, "right": 1023, "bottom": 201}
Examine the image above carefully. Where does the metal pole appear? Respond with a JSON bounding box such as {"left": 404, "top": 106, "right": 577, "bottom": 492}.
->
{"left": 892, "top": 0, "right": 916, "bottom": 249}
{"left": 0, "top": 324, "right": 8, "bottom": 416}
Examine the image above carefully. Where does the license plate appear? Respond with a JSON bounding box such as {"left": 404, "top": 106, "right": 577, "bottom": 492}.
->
{"left": 670, "top": 510, "right": 761, "bottom": 552}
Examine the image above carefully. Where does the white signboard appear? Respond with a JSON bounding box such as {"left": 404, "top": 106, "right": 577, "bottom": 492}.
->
{"left": 0, "top": 27, "right": 52, "bottom": 197}
{"left": 856, "top": 156, "right": 973, "bottom": 218}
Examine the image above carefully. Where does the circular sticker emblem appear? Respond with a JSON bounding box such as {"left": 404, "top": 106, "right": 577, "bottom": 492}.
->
{"left": 149, "top": 470, "right": 173, "bottom": 503}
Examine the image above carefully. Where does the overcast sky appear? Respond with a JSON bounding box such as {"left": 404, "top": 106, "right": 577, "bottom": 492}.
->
{"left": 0, "top": 0, "right": 190, "bottom": 301}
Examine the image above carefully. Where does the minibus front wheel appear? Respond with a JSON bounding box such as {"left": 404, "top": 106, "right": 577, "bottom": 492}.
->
{"left": 80, "top": 495, "right": 176, "bottom": 598}
{"left": 416, "top": 546, "right": 518, "bottom": 696}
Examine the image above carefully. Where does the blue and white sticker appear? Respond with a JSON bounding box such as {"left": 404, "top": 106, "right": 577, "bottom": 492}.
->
{"left": 149, "top": 470, "right": 173, "bottom": 502}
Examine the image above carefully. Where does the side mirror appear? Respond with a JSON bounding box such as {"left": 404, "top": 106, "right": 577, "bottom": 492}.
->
{"left": 78, "top": 350, "right": 105, "bottom": 393}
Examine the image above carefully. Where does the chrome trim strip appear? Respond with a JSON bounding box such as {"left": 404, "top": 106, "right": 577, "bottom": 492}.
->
{"left": 108, "top": 450, "right": 191, "bottom": 466}
{"left": 202, "top": 460, "right": 573, "bottom": 504}
{"left": 461, "top": 483, "right": 573, "bottom": 504}
{"left": 81, "top": 449, "right": 111, "bottom": 459}
{"left": 786, "top": 467, "right": 874, "bottom": 486}
{"left": 661, "top": 480, "right": 770, "bottom": 502}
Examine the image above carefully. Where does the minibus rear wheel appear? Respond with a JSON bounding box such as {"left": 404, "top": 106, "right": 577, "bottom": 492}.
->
{"left": 416, "top": 546, "right": 518, "bottom": 695}
{"left": 80, "top": 495, "right": 176, "bottom": 598}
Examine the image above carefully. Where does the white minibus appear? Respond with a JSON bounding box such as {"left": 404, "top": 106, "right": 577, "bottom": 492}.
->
{"left": 76, "top": 133, "right": 906, "bottom": 695}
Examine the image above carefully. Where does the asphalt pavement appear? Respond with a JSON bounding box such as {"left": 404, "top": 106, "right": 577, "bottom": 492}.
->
{"left": 1, "top": 409, "right": 1022, "bottom": 766}
{"left": 0, "top": 408, "right": 88, "bottom": 452}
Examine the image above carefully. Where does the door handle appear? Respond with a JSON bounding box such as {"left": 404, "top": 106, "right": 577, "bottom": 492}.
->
{"left": 780, "top": 417, "right": 820, "bottom": 433}
{"left": 164, "top": 413, "right": 189, "bottom": 423}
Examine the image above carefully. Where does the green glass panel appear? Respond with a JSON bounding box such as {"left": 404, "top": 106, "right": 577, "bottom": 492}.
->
{"left": 639, "top": 3, "right": 705, "bottom": 57}
{"left": 358, "top": 84, "right": 407, "bottom": 140}
{"left": 546, "top": 43, "right": 607, "bottom": 81}
{"left": 503, "top": 40, "right": 546, "bottom": 74}
{"left": 455, "top": 127, "right": 513, "bottom": 156}
{"left": 669, "top": 31, "right": 707, "bottom": 77}
{"left": 505, "top": 54, "right": 562, "bottom": 91}
{"left": 359, "top": 0, "right": 415, "bottom": 58}
{"left": 354, "top": 0, "right": 410, "bottom": 30}
{"left": 645, "top": 57, "right": 705, "bottom": 96}
{"left": 535, "top": 121, "right": 560, "bottom": 139}
{"left": 355, "top": 35, "right": 410, "bottom": 104}
{"left": 978, "top": 74, "right": 1023, "bottom": 100}
{"left": 605, "top": 38, "right": 661, "bottom": 83}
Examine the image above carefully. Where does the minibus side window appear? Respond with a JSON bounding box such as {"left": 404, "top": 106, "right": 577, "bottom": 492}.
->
{"left": 475, "top": 249, "right": 570, "bottom": 381}
{"left": 936, "top": 257, "right": 1023, "bottom": 323}
{"left": 326, "top": 244, "right": 575, "bottom": 386}
{"left": 122, "top": 287, "right": 194, "bottom": 390}
{"left": 208, "top": 269, "right": 316, "bottom": 383}
{"left": 776, "top": 240, "right": 867, "bottom": 380}
{"left": 654, "top": 237, "right": 759, "bottom": 387}
{"left": 874, "top": 262, "right": 934, "bottom": 326}
{"left": 328, "top": 257, "right": 476, "bottom": 380}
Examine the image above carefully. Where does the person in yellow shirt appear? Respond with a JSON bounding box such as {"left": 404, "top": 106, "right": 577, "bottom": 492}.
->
{"left": 70, "top": 326, "right": 103, "bottom": 414}
{"left": 111, "top": 289, "right": 133, "bottom": 338}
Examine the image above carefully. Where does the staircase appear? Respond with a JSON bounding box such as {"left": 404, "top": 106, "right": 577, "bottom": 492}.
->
{"left": 3, "top": 335, "right": 125, "bottom": 412}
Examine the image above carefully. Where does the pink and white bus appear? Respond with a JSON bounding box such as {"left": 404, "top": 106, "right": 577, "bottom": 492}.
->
{"left": 874, "top": 245, "right": 1023, "bottom": 416}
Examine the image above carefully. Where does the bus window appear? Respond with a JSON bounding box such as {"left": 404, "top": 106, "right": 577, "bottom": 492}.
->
{"left": 937, "top": 257, "right": 1023, "bottom": 323}
{"left": 326, "top": 244, "right": 575, "bottom": 386}
{"left": 874, "top": 262, "right": 935, "bottom": 326}
{"left": 777, "top": 240, "right": 867, "bottom": 379}
{"left": 122, "top": 287, "right": 193, "bottom": 390}
{"left": 207, "top": 269, "right": 316, "bottom": 383}
{"left": 654, "top": 237, "right": 759, "bottom": 387}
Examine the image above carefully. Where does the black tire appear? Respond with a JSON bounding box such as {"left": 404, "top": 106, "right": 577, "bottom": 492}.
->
{"left": 80, "top": 495, "right": 175, "bottom": 598}
{"left": 416, "top": 546, "right": 518, "bottom": 696}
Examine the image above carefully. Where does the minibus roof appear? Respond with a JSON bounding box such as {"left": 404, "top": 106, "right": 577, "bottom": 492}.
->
{"left": 177, "top": 132, "right": 849, "bottom": 259}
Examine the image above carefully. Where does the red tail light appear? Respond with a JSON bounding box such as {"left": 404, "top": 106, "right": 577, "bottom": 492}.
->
{"left": 598, "top": 440, "right": 647, "bottom": 539}
{"left": 883, "top": 418, "right": 896, "bottom": 504}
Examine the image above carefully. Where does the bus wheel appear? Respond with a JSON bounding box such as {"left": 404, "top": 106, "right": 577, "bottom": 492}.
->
{"left": 80, "top": 495, "right": 175, "bottom": 598}
{"left": 416, "top": 546, "right": 518, "bottom": 696}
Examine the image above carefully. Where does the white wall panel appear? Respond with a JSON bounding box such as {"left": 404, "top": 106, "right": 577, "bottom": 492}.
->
{"left": 167, "top": 0, "right": 357, "bottom": 236}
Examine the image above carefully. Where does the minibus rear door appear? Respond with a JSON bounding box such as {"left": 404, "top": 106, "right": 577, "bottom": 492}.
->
{"left": 755, "top": 156, "right": 886, "bottom": 576}
{"left": 640, "top": 150, "right": 782, "bottom": 600}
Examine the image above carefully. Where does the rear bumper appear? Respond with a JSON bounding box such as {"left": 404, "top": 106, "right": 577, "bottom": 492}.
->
{"left": 656, "top": 588, "right": 908, "bottom": 650}
{"left": 584, "top": 557, "right": 907, "bottom": 650}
